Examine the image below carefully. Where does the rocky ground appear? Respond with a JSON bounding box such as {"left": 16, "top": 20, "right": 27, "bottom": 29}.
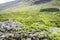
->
{"left": 0, "top": 20, "right": 60, "bottom": 40}
{"left": 0, "top": 20, "right": 22, "bottom": 40}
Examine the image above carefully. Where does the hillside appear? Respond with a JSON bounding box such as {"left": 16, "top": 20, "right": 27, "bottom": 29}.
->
{"left": 0, "top": 0, "right": 22, "bottom": 11}
{"left": 0, "top": 0, "right": 60, "bottom": 11}
{"left": 0, "top": 0, "right": 60, "bottom": 40}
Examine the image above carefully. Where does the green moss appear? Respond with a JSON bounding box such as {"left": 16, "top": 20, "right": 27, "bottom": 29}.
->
{"left": 0, "top": 4, "right": 60, "bottom": 40}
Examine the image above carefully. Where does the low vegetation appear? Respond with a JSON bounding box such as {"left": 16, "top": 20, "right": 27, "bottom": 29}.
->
{"left": 0, "top": 0, "right": 60, "bottom": 40}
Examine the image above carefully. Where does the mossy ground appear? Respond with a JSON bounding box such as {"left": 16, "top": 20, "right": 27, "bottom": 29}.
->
{"left": 0, "top": 5, "right": 60, "bottom": 40}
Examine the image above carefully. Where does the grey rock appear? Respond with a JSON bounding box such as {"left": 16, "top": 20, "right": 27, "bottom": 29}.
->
{"left": 0, "top": 20, "right": 22, "bottom": 40}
